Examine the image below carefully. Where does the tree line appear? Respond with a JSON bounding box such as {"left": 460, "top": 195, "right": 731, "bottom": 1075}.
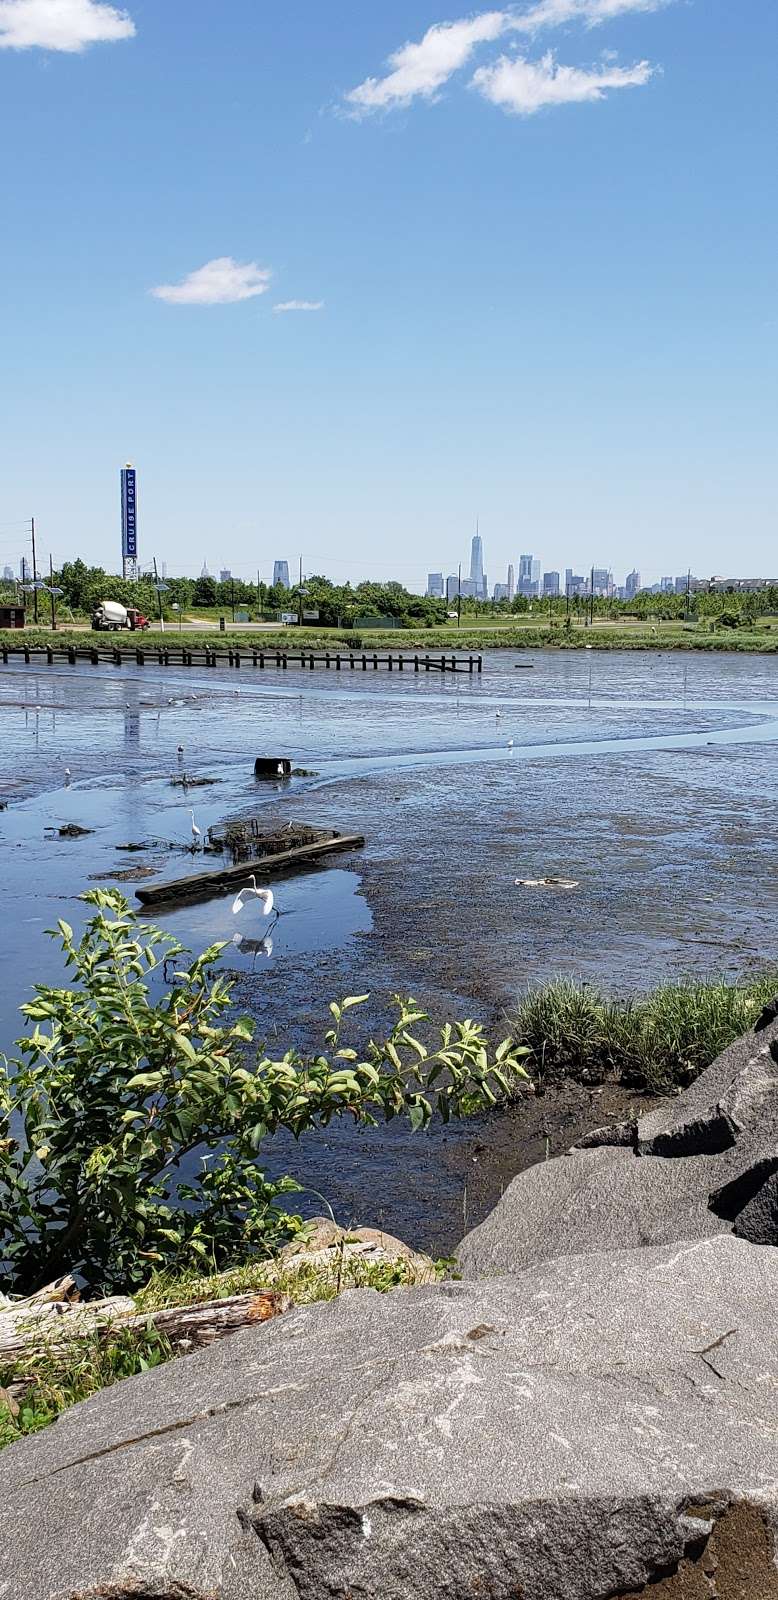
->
{"left": 1, "top": 558, "right": 776, "bottom": 627}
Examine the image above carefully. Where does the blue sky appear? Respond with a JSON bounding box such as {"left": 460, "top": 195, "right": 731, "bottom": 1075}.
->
{"left": 0, "top": 0, "right": 775, "bottom": 591}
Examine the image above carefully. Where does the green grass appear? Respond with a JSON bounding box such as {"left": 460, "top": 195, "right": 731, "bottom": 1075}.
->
{"left": 511, "top": 972, "right": 778, "bottom": 1094}
{"left": 2, "top": 623, "right": 778, "bottom": 653}
{"left": 0, "top": 1252, "right": 432, "bottom": 1450}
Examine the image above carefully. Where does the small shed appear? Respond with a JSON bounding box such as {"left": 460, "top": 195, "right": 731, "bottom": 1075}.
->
{"left": 0, "top": 606, "right": 25, "bottom": 630}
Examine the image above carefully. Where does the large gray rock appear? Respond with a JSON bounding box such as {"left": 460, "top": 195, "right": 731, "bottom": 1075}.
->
{"left": 459, "top": 1016, "right": 778, "bottom": 1278}
{"left": 3, "top": 1235, "right": 778, "bottom": 1599}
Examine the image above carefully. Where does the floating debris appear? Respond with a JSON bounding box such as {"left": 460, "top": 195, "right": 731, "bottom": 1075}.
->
{"left": 169, "top": 775, "right": 220, "bottom": 788}
{"left": 47, "top": 823, "right": 94, "bottom": 839}
{"left": 515, "top": 876, "right": 580, "bottom": 890}
{"left": 89, "top": 864, "right": 158, "bottom": 883}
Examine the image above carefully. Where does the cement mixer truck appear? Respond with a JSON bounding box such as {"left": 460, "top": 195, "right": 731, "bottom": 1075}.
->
{"left": 91, "top": 601, "right": 150, "bottom": 632}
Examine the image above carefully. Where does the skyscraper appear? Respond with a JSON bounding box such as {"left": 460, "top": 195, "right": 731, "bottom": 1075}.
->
{"left": 470, "top": 532, "right": 484, "bottom": 592}
{"left": 273, "top": 560, "right": 291, "bottom": 589}
{"left": 543, "top": 572, "right": 560, "bottom": 596}
{"left": 427, "top": 572, "right": 444, "bottom": 598}
{"left": 518, "top": 554, "right": 539, "bottom": 598}
{"left": 507, "top": 563, "right": 515, "bottom": 600}
{"left": 625, "top": 569, "right": 641, "bottom": 598}
{"left": 446, "top": 574, "right": 460, "bottom": 601}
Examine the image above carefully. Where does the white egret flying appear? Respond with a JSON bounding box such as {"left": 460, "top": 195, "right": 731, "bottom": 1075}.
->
{"left": 232, "top": 876, "right": 274, "bottom": 917}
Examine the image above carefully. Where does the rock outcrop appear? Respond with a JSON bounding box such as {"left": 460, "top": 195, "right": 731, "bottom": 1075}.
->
{"left": 457, "top": 1009, "right": 778, "bottom": 1278}
{"left": 3, "top": 1234, "right": 778, "bottom": 1600}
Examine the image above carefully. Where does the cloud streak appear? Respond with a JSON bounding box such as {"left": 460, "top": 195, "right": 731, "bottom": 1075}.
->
{"left": 473, "top": 48, "right": 654, "bottom": 112}
{"left": 0, "top": 0, "right": 135, "bottom": 52}
{"left": 346, "top": 11, "right": 509, "bottom": 114}
{"left": 273, "top": 300, "right": 324, "bottom": 314}
{"left": 151, "top": 258, "right": 272, "bottom": 307}
{"left": 345, "top": 0, "right": 669, "bottom": 114}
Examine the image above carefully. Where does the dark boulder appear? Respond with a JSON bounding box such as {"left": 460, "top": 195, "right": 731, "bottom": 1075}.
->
{"left": 459, "top": 1015, "right": 778, "bottom": 1278}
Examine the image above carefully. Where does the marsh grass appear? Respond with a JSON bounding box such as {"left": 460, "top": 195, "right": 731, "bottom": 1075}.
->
{"left": 512, "top": 973, "right": 778, "bottom": 1093}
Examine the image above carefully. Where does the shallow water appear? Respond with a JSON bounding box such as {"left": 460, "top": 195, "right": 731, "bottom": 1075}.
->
{"left": 1, "top": 648, "right": 776, "bottom": 1252}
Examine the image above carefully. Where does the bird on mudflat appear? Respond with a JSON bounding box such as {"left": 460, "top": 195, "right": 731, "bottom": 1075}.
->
{"left": 232, "top": 876, "right": 274, "bottom": 917}
{"left": 190, "top": 809, "right": 201, "bottom": 847}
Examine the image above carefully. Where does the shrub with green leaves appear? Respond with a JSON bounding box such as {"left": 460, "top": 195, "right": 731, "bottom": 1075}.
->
{"left": 0, "top": 891, "right": 529, "bottom": 1298}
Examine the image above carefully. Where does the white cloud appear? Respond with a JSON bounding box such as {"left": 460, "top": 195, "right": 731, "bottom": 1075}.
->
{"left": 273, "top": 300, "right": 324, "bottom": 314}
{"left": 512, "top": 0, "right": 670, "bottom": 31}
{"left": 151, "top": 258, "right": 272, "bottom": 307}
{"left": 344, "top": 1, "right": 670, "bottom": 113}
{"left": 0, "top": 0, "right": 135, "bottom": 52}
{"left": 346, "top": 11, "right": 510, "bottom": 114}
{"left": 472, "top": 47, "right": 654, "bottom": 112}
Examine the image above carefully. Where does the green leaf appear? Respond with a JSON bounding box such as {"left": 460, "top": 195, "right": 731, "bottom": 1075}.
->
{"left": 173, "top": 1032, "right": 198, "bottom": 1062}
{"left": 341, "top": 995, "right": 370, "bottom": 1010}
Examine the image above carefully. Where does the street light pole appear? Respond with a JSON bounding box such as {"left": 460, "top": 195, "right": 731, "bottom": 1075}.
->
{"left": 49, "top": 554, "right": 56, "bottom": 630}
{"left": 31, "top": 518, "right": 38, "bottom": 623}
{"left": 457, "top": 562, "right": 462, "bottom": 630}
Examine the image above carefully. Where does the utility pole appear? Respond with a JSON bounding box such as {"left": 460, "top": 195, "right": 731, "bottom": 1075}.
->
{"left": 153, "top": 557, "right": 165, "bottom": 632}
{"left": 685, "top": 568, "right": 691, "bottom": 622}
{"left": 565, "top": 584, "right": 570, "bottom": 621}
{"left": 298, "top": 554, "right": 304, "bottom": 627}
{"left": 589, "top": 565, "right": 595, "bottom": 628}
{"left": 31, "top": 518, "right": 38, "bottom": 623}
{"left": 49, "top": 554, "right": 56, "bottom": 630}
{"left": 231, "top": 578, "right": 236, "bottom": 623}
{"left": 457, "top": 562, "right": 462, "bottom": 630}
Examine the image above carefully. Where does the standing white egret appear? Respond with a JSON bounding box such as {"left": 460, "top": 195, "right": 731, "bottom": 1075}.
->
{"left": 190, "top": 809, "right": 201, "bottom": 847}
{"left": 232, "top": 876, "right": 274, "bottom": 917}
{"left": 495, "top": 709, "right": 502, "bottom": 720}
{"left": 64, "top": 767, "right": 71, "bottom": 782}
{"left": 507, "top": 738, "right": 514, "bottom": 748}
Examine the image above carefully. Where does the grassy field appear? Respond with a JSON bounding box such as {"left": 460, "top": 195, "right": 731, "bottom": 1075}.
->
{"left": 3, "top": 620, "right": 778, "bottom": 653}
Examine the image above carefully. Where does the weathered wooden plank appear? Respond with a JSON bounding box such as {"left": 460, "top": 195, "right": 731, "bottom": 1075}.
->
{"left": 136, "top": 832, "right": 366, "bottom": 906}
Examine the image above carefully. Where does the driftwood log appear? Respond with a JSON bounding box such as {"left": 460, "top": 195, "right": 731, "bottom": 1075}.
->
{"left": 0, "top": 1279, "right": 290, "bottom": 1403}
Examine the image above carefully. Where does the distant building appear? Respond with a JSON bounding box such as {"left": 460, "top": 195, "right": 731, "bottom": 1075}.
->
{"left": 566, "top": 572, "right": 586, "bottom": 596}
{"left": 675, "top": 575, "right": 690, "bottom": 594}
{"left": 481, "top": 574, "right": 488, "bottom": 600}
{"left": 459, "top": 579, "right": 477, "bottom": 599}
{"left": 470, "top": 533, "right": 484, "bottom": 593}
{"left": 625, "top": 569, "right": 641, "bottom": 599}
{"left": 273, "top": 560, "right": 291, "bottom": 589}
{"left": 507, "top": 563, "right": 515, "bottom": 601}
{"left": 200, "top": 560, "right": 212, "bottom": 578}
{"left": 161, "top": 561, "right": 168, "bottom": 580}
{"left": 446, "top": 573, "right": 460, "bottom": 601}
{"left": 427, "top": 571, "right": 444, "bottom": 598}
{"left": 493, "top": 583, "right": 510, "bottom": 601}
{"left": 219, "top": 569, "right": 232, "bottom": 583}
{"left": 591, "top": 567, "right": 613, "bottom": 597}
{"left": 531, "top": 559, "right": 541, "bottom": 591}
{"left": 543, "top": 571, "right": 560, "bottom": 597}
{"left": 518, "top": 554, "right": 537, "bottom": 598}
{"left": 2, "top": 565, "right": 13, "bottom": 582}
{"left": 660, "top": 576, "right": 674, "bottom": 593}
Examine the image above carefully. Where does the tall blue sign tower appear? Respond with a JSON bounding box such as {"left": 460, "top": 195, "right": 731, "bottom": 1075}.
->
{"left": 121, "top": 463, "right": 138, "bottom": 580}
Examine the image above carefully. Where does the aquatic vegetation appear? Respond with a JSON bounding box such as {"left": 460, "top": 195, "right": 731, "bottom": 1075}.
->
{"left": 511, "top": 973, "right": 778, "bottom": 1094}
